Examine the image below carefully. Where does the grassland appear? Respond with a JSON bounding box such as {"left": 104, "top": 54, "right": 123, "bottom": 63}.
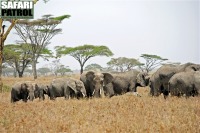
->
{"left": 0, "top": 76, "right": 199, "bottom": 133}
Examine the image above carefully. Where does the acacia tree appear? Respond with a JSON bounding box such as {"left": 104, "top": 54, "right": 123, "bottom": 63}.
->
{"left": 3, "top": 44, "right": 52, "bottom": 77}
{"left": 14, "top": 14, "right": 70, "bottom": 79}
{"left": 48, "top": 59, "right": 63, "bottom": 76}
{"left": 3, "top": 44, "right": 32, "bottom": 77}
{"left": 107, "top": 57, "right": 142, "bottom": 72}
{"left": 139, "top": 54, "right": 168, "bottom": 73}
{"left": 56, "top": 65, "right": 72, "bottom": 76}
{"left": 85, "top": 63, "right": 103, "bottom": 71}
{"left": 37, "top": 67, "right": 51, "bottom": 76}
{"left": 55, "top": 44, "right": 113, "bottom": 74}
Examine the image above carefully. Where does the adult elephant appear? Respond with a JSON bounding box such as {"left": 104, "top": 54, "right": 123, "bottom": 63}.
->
{"left": 47, "top": 78, "right": 86, "bottom": 100}
{"left": 169, "top": 71, "right": 200, "bottom": 97}
{"left": 80, "top": 71, "right": 113, "bottom": 98}
{"left": 11, "top": 81, "right": 35, "bottom": 103}
{"left": 104, "top": 70, "right": 148, "bottom": 97}
{"left": 149, "top": 62, "right": 200, "bottom": 98}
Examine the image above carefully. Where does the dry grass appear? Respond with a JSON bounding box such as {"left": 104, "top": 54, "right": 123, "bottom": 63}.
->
{"left": 0, "top": 76, "right": 199, "bottom": 133}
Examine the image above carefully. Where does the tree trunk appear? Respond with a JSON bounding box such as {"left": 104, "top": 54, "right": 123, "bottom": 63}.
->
{"left": 32, "top": 60, "right": 37, "bottom": 79}
{"left": 0, "top": 39, "right": 4, "bottom": 92}
{"left": 80, "top": 65, "right": 84, "bottom": 74}
{"left": 13, "top": 69, "right": 17, "bottom": 77}
{"left": 18, "top": 72, "right": 23, "bottom": 78}
{"left": 0, "top": 52, "right": 3, "bottom": 92}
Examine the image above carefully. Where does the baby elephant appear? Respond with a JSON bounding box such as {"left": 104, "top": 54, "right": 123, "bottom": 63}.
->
{"left": 11, "top": 81, "right": 35, "bottom": 103}
{"left": 47, "top": 78, "right": 87, "bottom": 100}
{"left": 34, "top": 83, "right": 49, "bottom": 101}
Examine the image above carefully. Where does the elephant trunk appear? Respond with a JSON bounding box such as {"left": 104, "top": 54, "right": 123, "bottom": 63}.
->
{"left": 92, "top": 83, "right": 101, "bottom": 98}
{"left": 100, "top": 87, "right": 105, "bottom": 98}
{"left": 28, "top": 92, "right": 35, "bottom": 101}
{"left": 39, "top": 92, "right": 45, "bottom": 101}
{"left": 81, "top": 90, "right": 87, "bottom": 97}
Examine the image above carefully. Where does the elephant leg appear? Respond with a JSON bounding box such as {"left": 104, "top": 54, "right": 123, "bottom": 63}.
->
{"left": 129, "top": 84, "right": 141, "bottom": 97}
{"left": 11, "top": 89, "right": 16, "bottom": 103}
{"left": 154, "top": 82, "right": 162, "bottom": 96}
{"left": 128, "top": 83, "right": 135, "bottom": 92}
{"left": 22, "top": 92, "right": 28, "bottom": 102}
{"left": 149, "top": 82, "right": 154, "bottom": 96}
{"left": 163, "top": 83, "right": 169, "bottom": 99}
{"left": 49, "top": 89, "right": 55, "bottom": 100}
{"left": 64, "top": 87, "right": 70, "bottom": 100}
{"left": 105, "top": 83, "right": 115, "bottom": 97}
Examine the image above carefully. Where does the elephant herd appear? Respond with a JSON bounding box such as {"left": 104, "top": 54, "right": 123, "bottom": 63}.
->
{"left": 10, "top": 62, "right": 200, "bottom": 103}
{"left": 10, "top": 69, "right": 148, "bottom": 103}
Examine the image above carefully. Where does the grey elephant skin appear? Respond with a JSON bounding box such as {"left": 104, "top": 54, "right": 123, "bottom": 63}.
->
{"left": 11, "top": 81, "right": 34, "bottom": 103}
{"left": 34, "top": 83, "right": 48, "bottom": 101}
{"left": 80, "top": 71, "right": 113, "bottom": 98}
{"left": 47, "top": 78, "right": 86, "bottom": 100}
{"left": 169, "top": 71, "right": 200, "bottom": 97}
{"left": 104, "top": 70, "right": 148, "bottom": 97}
{"left": 149, "top": 62, "right": 200, "bottom": 98}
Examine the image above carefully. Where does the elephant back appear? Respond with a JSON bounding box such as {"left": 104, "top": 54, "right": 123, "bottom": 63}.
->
{"left": 177, "top": 62, "right": 200, "bottom": 72}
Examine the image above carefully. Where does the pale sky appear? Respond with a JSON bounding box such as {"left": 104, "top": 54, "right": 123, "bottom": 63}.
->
{"left": 6, "top": 0, "right": 200, "bottom": 70}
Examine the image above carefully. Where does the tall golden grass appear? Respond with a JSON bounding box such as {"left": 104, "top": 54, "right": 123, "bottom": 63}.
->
{"left": 0, "top": 76, "right": 199, "bottom": 132}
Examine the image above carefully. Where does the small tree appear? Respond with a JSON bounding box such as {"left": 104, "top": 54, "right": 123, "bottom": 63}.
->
{"left": 37, "top": 67, "right": 51, "bottom": 76}
{"left": 48, "top": 59, "right": 71, "bottom": 76}
{"left": 85, "top": 63, "right": 103, "bottom": 71}
{"left": 139, "top": 54, "right": 168, "bottom": 73}
{"left": 2, "top": 67, "right": 15, "bottom": 77}
{"left": 107, "top": 57, "right": 142, "bottom": 72}
{"left": 56, "top": 65, "right": 72, "bottom": 76}
{"left": 3, "top": 44, "right": 32, "bottom": 77}
{"left": 55, "top": 44, "right": 113, "bottom": 74}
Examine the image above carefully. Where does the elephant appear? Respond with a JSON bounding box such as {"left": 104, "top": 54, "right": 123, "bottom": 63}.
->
{"left": 47, "top": 78, "right": 86, "bottom": 100}
{"left": 168, "top": 71, "right": 200, "bottom": 97}
{"left": 103, "top": 70, "right": 149, "bottom": 97}
{"left": 11, "top": 81, "right": 35, "bottom": 103}
{"left": 80, "top": 71, "right": 113, "bottom": 98}
{"left": 34, "top": 83, "right": 49, "bottom": 101}
{"left": 149, "top": 62, "right": 200, "bottom": 98}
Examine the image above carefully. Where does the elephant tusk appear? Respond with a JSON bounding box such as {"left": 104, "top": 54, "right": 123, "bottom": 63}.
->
{"left": 92, "top": 90, "right": 95, "bottom": 96}
{"left": 82, "top": 93, "right": 85, "bottom": 97}
{"left": 100, "top": 87, "right": 105, "bottom": 98}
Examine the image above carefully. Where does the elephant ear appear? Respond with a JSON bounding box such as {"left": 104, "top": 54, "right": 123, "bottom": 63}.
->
{"left": 86, "top": 71, "right": 95, "bottom": 81}
{"left": 44, "top": 85, "right": 49, "bottom": 94}
{"left": 67, "top": 80, "right": 77, "bottom": 93}
{"left": 34, "top": 83, "right": 39, "bottom": 91}
{"left": 75, "top": 80, "right": 82, "bottom": 87}
{"left": 190, "top": 65, "right": 200, "bottom": 71}
{"left": 21, "top": 83, "right": 28, "bottom": 92}
{"left": 102, "top": 73, "right": 113, "bottom": 85}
